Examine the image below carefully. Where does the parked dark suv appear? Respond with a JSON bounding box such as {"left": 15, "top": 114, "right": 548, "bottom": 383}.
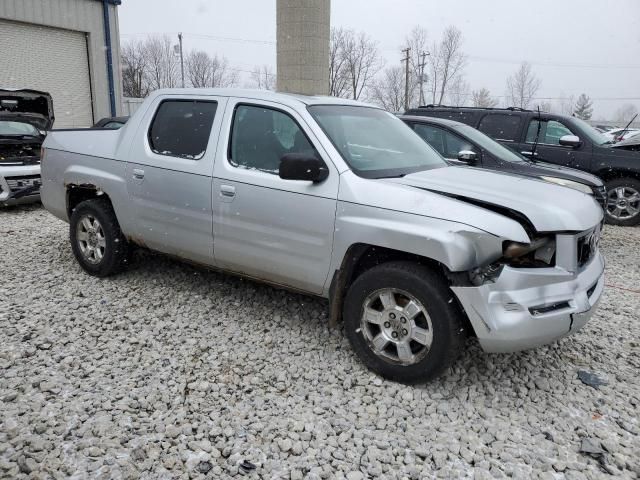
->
{"left": 406, "top": 105, "right": 640, "bottom": 226}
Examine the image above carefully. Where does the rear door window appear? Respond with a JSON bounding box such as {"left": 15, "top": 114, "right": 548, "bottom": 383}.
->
{"left": 413, "top": 124, "right": 475, "bottom": 158}
{"left": 478, "top": 114, "right": 522, "bottom": 142}
{"left": 148, "top": 100, "right": 217, "bottom": 160}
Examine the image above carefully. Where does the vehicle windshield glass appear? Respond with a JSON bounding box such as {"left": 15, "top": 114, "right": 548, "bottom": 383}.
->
{"left": 569, "top": 117, "right": 610, "bottom": 146}
{"left": 308, "top": 105, "right": 446, "bottom": 178}
{"left": 0, "top": 120, "right": 40, "bottom": 136}
{"left": 454, "top": 124, "right": 527, "bottom": 163}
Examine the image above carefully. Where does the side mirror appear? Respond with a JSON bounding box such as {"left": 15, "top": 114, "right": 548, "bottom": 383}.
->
{"left": 279, "top": 153, "right": 329, "bottom": 183}
{"left": 457, "top": 150, "right": 478, "bottom": 163}
{"left": 559, "top": 135, "right": 581, "bottom": 148}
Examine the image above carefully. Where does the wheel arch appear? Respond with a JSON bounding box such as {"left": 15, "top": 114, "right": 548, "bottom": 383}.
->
{"left": 327, "top": 243, "right": 472, "bottom": 329}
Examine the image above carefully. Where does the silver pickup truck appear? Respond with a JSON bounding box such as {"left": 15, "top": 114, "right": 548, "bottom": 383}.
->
{"left": 41, "top": 89, "right": 605, "bottom": 383}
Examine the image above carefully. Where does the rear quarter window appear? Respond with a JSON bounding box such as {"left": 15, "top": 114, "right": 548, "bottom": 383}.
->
{"left": 478, "top": 114, "right": 522, "bottom": 142}
{"left": 148, "top": 100, "right": 217, "bottom": 160}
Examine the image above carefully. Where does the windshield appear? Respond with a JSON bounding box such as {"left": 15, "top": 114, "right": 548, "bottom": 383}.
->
{"left": 454, "top": 124, "right": 528, "bottom": 163}
{"left": 0, "top": 120, "right": 40, "bottom": 136}
{"left": 308, "top": 105, "right": 446, "bottom": 178}
{"left": 568, "top": 117, "right": 610, "bottom": 146}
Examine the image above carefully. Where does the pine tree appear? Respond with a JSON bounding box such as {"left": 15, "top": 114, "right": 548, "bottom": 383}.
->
{"left": 574, "top": 93, "right": 593, "bottom": 120}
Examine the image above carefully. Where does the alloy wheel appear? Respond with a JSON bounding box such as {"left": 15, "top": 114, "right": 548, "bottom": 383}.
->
{"left": 76, "top": 215, "right": 106, "bottom": 264}
{"left": 606, "top": 186, "right": 640, "bottom": 221}
{"left": 360, "top": 288, "right": 434, "bottom": 365}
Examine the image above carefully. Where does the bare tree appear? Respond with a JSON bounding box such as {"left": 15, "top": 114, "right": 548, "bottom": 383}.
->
{"left": 505, "top": 62, "right": 541, "bottom": 109}
{"left": 210, "top": 56, "right": 239, "bottom": 88}
{"left": 403, "top": 26, "right": 429, "bottom": 107}
{"left": 614, "top": 103, "right": 638, "bottom": 124}
{"left": 142, "top": 35, "right": 180, "bottom": 90}
{"left": 533, "top": 100, "right": 553, "bottom": 113}
{"left": 556, "top": 93, "right": 576, "bottom": 116}
{"left": 434, "top": 27, "right": 466, "bottom": 105}
{"left": 186, "top": 50, "right": 212, "bottom": 88}
{"left": 369, "top": 66, "right": 406, "bottom": 112}
{"left": 470, "top": 87, "right": 498, "bottom": 108}
{"left": 446, "top": 77, "right": 469, "bottom": 106}
{"left": 122, "top": 40, "right": 149, "bottom": 98}
{"left": 250, "top": 65, "right": 276, "bottom": 90}
{"left": 186, "top": 50, "right": 238, "bottom": 88}
{"left": 342, "top": 31, "right": 383, "bottom": 100}
{"left": 329, "top": 28, "right": 350, "bottom": 98}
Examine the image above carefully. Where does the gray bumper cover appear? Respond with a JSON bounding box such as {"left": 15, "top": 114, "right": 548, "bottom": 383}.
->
{"left": 452, "top": 251, "right": 605, "bottom": 353}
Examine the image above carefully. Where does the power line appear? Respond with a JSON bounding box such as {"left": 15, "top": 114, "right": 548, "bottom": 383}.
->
{"left": 121, "top": 31, "right": 640, "bottom": 69}
{"left": 121, "top": 32, "right": 276, "bottom": 46}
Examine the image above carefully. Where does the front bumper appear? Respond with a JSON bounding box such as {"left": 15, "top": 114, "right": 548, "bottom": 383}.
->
{"left": 451, "top": 250, "right": 605, "bottom": 353}
{"left": 0, "top": 164, "right": 41, "bottom": 206}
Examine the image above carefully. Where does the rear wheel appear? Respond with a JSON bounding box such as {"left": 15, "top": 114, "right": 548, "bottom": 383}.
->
{"left": 343, "top": 261, "right": 466, "bottom": 384}
{"left": 605, "top": 178, "right": 640, "bottom": 226}
{"left": 70, "top": 198, "right": 130, "bottom": 277}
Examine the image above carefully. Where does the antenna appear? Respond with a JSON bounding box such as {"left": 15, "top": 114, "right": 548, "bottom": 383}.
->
{"left": 530, "top": 106, "right": 542, "bottom": 160}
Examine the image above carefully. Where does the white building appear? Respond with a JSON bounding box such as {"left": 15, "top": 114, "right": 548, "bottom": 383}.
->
{"left": 0, "top": 0, "right": 123, "bottom": 128}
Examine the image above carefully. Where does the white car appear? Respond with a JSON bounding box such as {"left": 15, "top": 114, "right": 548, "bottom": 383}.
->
{"left": 602, "top": 127, "right": 640, "bottom": 143}
{"left": 0, "top": 88, "right": 52, "bottom": 206}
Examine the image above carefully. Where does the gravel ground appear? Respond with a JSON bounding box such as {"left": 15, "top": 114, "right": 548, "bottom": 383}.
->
{"left": 1, "top": 204, "right": 639, "bottom": 480}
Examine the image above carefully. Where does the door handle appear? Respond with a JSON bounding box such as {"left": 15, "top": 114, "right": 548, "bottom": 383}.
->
{"left": 220, "top": 185, "right": 236, "bottom": 198}
{"left": 521, "top": 151, "right": 538, "bottom": 157}
{"left": 132, "top": 168, "right": 145, "bottom": 179}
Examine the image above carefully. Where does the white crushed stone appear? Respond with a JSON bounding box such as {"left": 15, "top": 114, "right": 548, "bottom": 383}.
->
{"left": 1, "top": 204, "right": 639, "bottom": 479}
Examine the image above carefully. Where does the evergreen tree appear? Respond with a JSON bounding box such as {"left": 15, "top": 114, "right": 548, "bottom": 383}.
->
{"left": 574, "top": 93, "right": 593, "bottom": 120}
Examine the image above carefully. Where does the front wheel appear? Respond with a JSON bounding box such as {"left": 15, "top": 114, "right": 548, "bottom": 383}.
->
{"left": 605, "top": 178, "right": 640, "bottom": 226}
{"left": 69, "top": 198, "right": 130, "bottom": 277}
{"left": 343, "top": 261, "right": 466, "bottom": 384}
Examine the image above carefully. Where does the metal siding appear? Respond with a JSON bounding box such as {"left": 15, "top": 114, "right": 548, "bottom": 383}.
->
{"left": 0, "top": 19, "right": 93, "bottom": 127}
{"left": 0, "top": 0, "right": 123, "bottom": 119}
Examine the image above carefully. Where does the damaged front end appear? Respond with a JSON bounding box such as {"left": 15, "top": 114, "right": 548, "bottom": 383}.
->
{"left": 451, "top": 223, "right": 605, "bottom": 353}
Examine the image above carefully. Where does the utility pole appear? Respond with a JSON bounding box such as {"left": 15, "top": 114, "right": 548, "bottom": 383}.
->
{"left": 418, "top": 51, "right": 429, "bottom": 106}
{"left": 401, "top": 47, "right": 411, "bottom": 111}
{"left": 178, "top": 32, "right": 185, "bottom": 88}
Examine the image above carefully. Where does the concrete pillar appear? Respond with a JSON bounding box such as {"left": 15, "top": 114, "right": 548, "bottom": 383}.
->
{"left": 276, "top": 0, "right": 330, "bottom": 96}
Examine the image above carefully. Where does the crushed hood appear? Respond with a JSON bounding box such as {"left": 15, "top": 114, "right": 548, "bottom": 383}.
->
{"left": 0, "top": 88, "right": 54, "bottom": 131}
{"left": 384, "top": 166, "right": 603, "bottom": 233}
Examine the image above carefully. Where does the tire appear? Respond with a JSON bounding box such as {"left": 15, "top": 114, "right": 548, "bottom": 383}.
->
{"left": 69, "top": 198, "right": 130, "bottom": 277}
{"left": 604, "top": 177, "right": 640, "bottom": 226}
{"left": 343, "top": 261, "right": 466, "bottom": 384}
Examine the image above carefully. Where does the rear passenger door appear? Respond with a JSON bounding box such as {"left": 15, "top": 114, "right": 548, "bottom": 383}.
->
{"left": 126, "top": 95, "right": 226, "bottom": 266}
{"left": 211, "top": 99, "right": 339, "bottom": 294}
{"left": 520, "top": 118, "right": 591, "bottom": 170}
{"left": 477, "top": 113, "right": 523, "bottom": 153}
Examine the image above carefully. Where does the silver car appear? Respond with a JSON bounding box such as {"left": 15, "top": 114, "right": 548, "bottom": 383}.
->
{"left": 40, "top": 89, "right": 605, "bottom": 383}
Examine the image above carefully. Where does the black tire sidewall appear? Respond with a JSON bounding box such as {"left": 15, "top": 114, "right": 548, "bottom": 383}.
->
{"left": 343, "top": 262, "right": 464, "bottom": 384}
{"left": 605, "top": 178, "right": 640, "bottom": 226}
{"left": 70, "top": 200, "right": 125, "bottom": 276}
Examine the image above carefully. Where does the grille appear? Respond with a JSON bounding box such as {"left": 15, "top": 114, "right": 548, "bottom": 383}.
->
{"left": 6, "top": 175, "right": 41, "bottom": 193}
{"left": 577, "top": 227, "right": 601, "bottom": 268}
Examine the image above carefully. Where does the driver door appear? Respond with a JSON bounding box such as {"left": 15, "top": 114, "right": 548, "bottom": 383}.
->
{"left": 521, "top": 119, "right": 591, "bottom": 170}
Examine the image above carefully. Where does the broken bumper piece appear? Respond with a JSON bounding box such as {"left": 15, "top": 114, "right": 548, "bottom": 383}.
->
{"left": 451, "top": 251, "right": 605, "bottom": 353}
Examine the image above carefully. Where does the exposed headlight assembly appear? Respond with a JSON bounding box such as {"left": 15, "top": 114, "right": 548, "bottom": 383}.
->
{"left": 540, "top": 176, "right": 593, "bottom": 195}
{"left": 503, "top": 235, "right": 556, "bottom": 267}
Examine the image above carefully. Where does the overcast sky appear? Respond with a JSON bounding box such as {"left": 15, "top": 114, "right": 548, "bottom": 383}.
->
{"left": 118, "top": 0, "right": 640, "bottom": 119}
